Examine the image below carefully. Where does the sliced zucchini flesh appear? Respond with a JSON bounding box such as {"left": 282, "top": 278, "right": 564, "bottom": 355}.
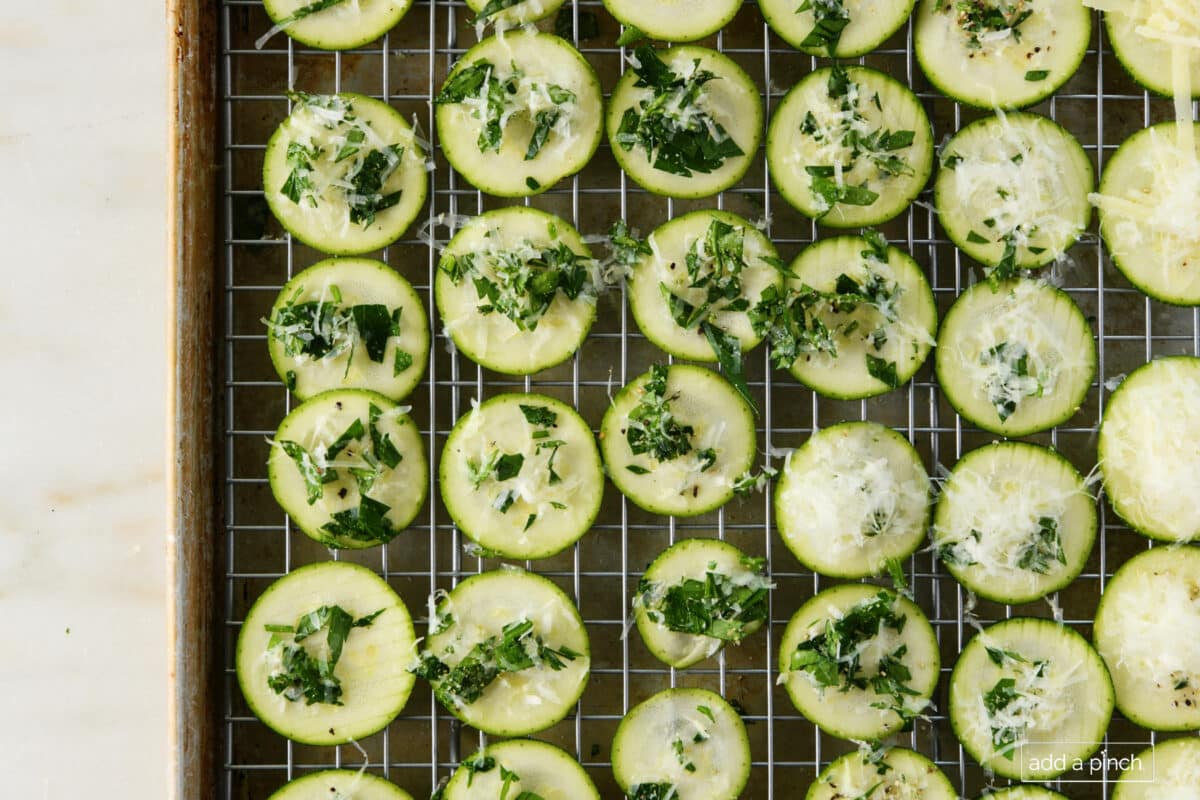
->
{"left": 263, "top": 92, "right": 428, "bottom": 256}
{"left": 439, "top": 393, "right": 603, "bottom": 560}
{"left": 977, "top": 789, "right": 1068, "bottom": 800}
{"left": 608, "top": 46, "right": 762, "bottom": 199}
{"left": 1093, "top": 0, "right": 1200, "bottom": 98}
{"left": 602, "top": 0, "right": 742, "bottom": 42}
{"left": 767, "top": 65, "right": 934, "bottom": 227}
{"left": 779, "top": 585, "right": 940, "bottom": 741}
{"left": 434, "top": 207, "right": 598, "bottom": 375}
{"left": 434, "top": 31, "right": 603, "bottom": 197}
{"left": 612, "top": 688, "right": 751, "bottom": 800}
{"left": 935, "top": 112, "right": 1092, "bottom": 272}
{"left": 267, "top": 389, "right": 428, "bottom": 549}
{"left": 1114, "top": 737, "right": 1200, "bottom": 799}
{"left": 949, "top": 617, "right": 1113, "bottom": 781}
{"left": 260, "top": 0, "right": 414, "bottom": 50}
{"left": 805, "top": 747, "right": 957, "bottom": 800}
{"left": 267, "top": 770, "right": 414, "bottom": 800}
{"left": 759, "top": 234, "right": 936, "bottom": 399}
{"left": 932, "top": 442, "right": 1097, "bottom": 605}
{"left": 1099, "top": 356, "right": 1200, "bottom": 542}
{"left": 776, "top": 421, "right": 931, "bottom": 579}
{"left": 444, "top": 739, "right": 600, "bottom": 800}
{"left": 935, "top": 279, "right": 1095, "bottom": 436}
{"left": 629, "top": 210, "right": 781, "bottom": 363}
{"left": 634, "top": 538, "right": 771, "bottom": 669}
{"left": 1093, "top": 121, "right": 1200, "bottom": 305}
{"left": 914, "top": 0, "right": 1091, "bottom": 108}
{"left": 599, "top": 364, "right": 757, "bottom": 517}
{"left": 414, "top": 569, "right": 590, "bottom": 737}
{"left": 265, "top": 257, "right": 429, "bottom": 402}
{"left": 464, "top": 0, "right": 567, "bottom": 31}
{"left": 1093, "top": 545, "right": 1200, "bottom": 731}
{"left": 758, "top": 0, "right": 917, "bottom": 57}
{"left": 236, "top": 562, "right": 417, "bottom": 746}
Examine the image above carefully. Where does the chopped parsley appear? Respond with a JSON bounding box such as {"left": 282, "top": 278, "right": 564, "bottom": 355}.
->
{"left": 520, "top": 404, "right": 559, "bottom": 427}
{"left": 628, "top": 784, "right": 678, "bottom": 800}
{"left": 606, "top": 219, "right": 653, "bottom": 275}
{"left": 639, "top": 559, "right": 771, "bottom": 643}
{"left": 732, "top": 465, "right": 779, "bottom": 495}
{"left": 980, "top": 648, "right": 1051, "bottom": 762}
{"left": 615, "top": 46, "right": 744, "bottom": 177}
{"left": 1016, "top": 516, "right": 1066, "bottom": 573}
{"left": 264, "top": 604, "right": 384, "bottom": 706}
{"left": 462, "top": 752, "right": 496, "bottom": 785}
{"left": 625, "top": 365, "right": 697, "bottom": 466}
{"left": 1025, "top": 69, "right": 1050, "bottom": 81}
{"left": 796, "top": 0, "right": 851, "bottom": 55}
{"left": 980, "top": 340, "right": 1045, "bottom": 422}
{"left": 950, "top": 0, "right": 1034, "bottom": 49}
{"left": 265, "top": 283, "right": 407, "bottom": 371}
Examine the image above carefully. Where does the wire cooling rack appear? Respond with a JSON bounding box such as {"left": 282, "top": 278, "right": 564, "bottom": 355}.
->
{"left": 219, "top": 2, "right": 1200, "bottom": 797}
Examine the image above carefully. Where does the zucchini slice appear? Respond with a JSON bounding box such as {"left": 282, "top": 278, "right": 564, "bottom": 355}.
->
{"left": 976, "top": 790, "right": 1066, "bottom": 800}
{"left": 629, "top": 210, "right": 781, "bottom": 362}
{"left": 439, "top": 393, "right": 603, "bottom": 560}
{"left": 779, "top": 585, "right": 939, "bottom": 741}
{"left": 267, "top": 389, "right": 428, "bottom": 549}
{"left": 1093, "top": 545, "right": 1200, "bottom": 731}
{"left": 266, "top": 257, "right": 429, "bottom": 402}
{"left": 602, "top": 0, "right": 742, "bottom": 42}
{"left": 443, "top": 740, "right": 600, "bottom": 800}
{"left": 464, "top": 0, "right": 567, "bottom": 31}
{"left": 1093, "top": 121, "right": 1200, "bottom": 306}
{"left": 805, "top": 747, "right": 957, "bottom": 800}
{"left": 767, "top": 66, "right": 934, "bottom": 227}
{"left": 236, "top": 562, "right": 417, "bottom": 745}
{"left": 758, "top": 0, "right": 917, "bottom": 57}
{"left": 913, "top": 0, "right": 1091, "bottom": 109}
{"left": 434, "top": 31, "right": 603, "bottom": 197}
{"left": 415, "top": 569, "right": 589, "bottom": 737}
{"left": 260, "top": 0, "right": 412, "bottom": 50}
{"left": 776, "top": 422, "right": 931, "bottom": 579}
{"left": 267, "top": 771, "right": 413, "bottom": 800}
{"left": 1096, "top": 1, "right": 1200, "bottom": 98}
{"left": 1114, "top": 737, "right": 1200, "bottom": 799}
{"left": 611, "top": 688, "right": 751, "bottom": 800}
{"left": 762, "top": 235, "right": 936, "bottom": 399}
{"left": 434, "top": 207, "right": 598, "bottom": 375}
{"left": 932, "top": 441, "right": 1097, "bottom": 605}
{"left": 1099, "top": 356, "right": 1200, "bottom": 542}
{"left": 935, "top": 279, "right": 1096, "bottom": 436}
{"left": 948, "top": 617, "right": 1114, "bottom": 781}
{"left": 599, "top": 364, "right": 757, "bottom": 517}
{"left": 263, "top": 92, "right": 428, "bottom": 256}
{"left": 608, "top": 46, "right": 762, "bottom": 199}
{"left": 633, "top": 538, "right": 771, "bottom": 669}
{"left": 935, "top": 112, "right": 1093, "bottom": 273}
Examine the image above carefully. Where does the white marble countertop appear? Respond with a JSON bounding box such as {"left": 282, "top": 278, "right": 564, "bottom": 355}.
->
{"left": 0, "top": 2, "right": 167, "bottom": 795}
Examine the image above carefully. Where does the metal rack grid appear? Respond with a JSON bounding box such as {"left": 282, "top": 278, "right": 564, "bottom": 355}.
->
{"left": 219, "top": 2, "right": 1200, "bottom": 797}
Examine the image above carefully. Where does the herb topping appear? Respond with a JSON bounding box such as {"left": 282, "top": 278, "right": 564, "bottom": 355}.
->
{"left": 264, "top": 604, "right": 385, "bottom": 705}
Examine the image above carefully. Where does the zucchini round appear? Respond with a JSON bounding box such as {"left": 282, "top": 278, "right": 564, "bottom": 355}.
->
{"left": 628, "top": 210, "right": 781, "bottom": 361}
{"left": 805, "top": 747, "right": 957, "bottom": 800}
{"left": 932, "top": 441, "right": 1097, "bottom": 605}
{"left": 758, "top": 0, "right": 917, "bottom": 57}
{"left": 1094, "top": 121, "right": 1200, "bottom": 306}
{"left": 464, "top": 0, "right": 566, "bottom": 30}
{"left": 975, "top": 789, "right": 1066, "bottom": 800}
{"left": 1102, "top": 5, "right": 1200, "bottom": 99}
{"left": 935, "top": 279, "right": 1096, "bottom": 436}
{"left": 418, "top": 569, "right": 589, "bottom": 737}
{"left": 236, "top": 562, "right": 416, "bottom": 745}
{"left": 263, "top": 92, "right": 428, "bottom": 255}
{"left": 434, "top": 207, "right": 598, "bottom": 375}
{"left": 434, "top": 31, "right": 603, "bottom": 197}
{"left": 439, "top": 393, "right": 604, "bottom": 560}
{"left": 935, "top": 112, "right": 1093, "bottom": 271}
{"left": 266, "top": 257, "right": 429, "bottom": 401}
{"left": 634, "top": 538, "right": 771, "bottom": 669}
{"left": 776, "top": 235, "right": 937, "bottom": 399}
{"left": 1093, "top": 545, "right": 1200, "bottom": 731}
{"left": 599, "top": 364, "right": 757, "bottom": 517}
{"left": 948, "top": 617, "right": 1114, "bottom": 781}
{"left": 775, "top": 421, "right": 931, "bottom": 579}
{"left": 443, "top": 740, "right": 599, "bottom": 800}
{"left": 261, "top": 0, "right": 412, "bottom": 50}
{"left": 914, "top": 0, "right": 1091, "bottom": 109}
{"left": 779, "top": 585, "right": 939, "bottom": 741}
{"left": 602, "top": 0, "right": 741, "bottom": 42}
{"left": 267, "top": 771, "right": 413, "bottom": 800}
{"left": 608, "top": 46, "right": 762, "bottom": 198}
{"left": 767, "top": 66, "right": 934, "bottom": 227}
{"left": 1114, "top": 737, "right": 1200, "bottom": 799}
{"left": 267, "top": 389, "right": 427, "bottom": 549}
{"left": 611, "top": 688, "right": 750, "bottom": 800}
{"left": 1099, "top": 356, "right": 1200, "bottom": 543}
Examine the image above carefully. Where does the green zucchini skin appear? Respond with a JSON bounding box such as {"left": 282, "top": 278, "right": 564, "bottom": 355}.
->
{"left": 266, "top": 770, "right": 414, "bottom": 800}
{"left": 602, "top": 0, "right": 742, "bottom": 43}
{"left": 262, "top": 0, "right": 414, "bottom": 50}
{"left": 1113, "top": 737, "right": 1200, "bottom": 798}
{"left": 805, "top": 747, "right": 957, "bottom": 800}
{"left": 443, "top": 739, "right": 600, "bottom": 800}
{"left": 758, "top": 0, "right": 917, "bottom": 57}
